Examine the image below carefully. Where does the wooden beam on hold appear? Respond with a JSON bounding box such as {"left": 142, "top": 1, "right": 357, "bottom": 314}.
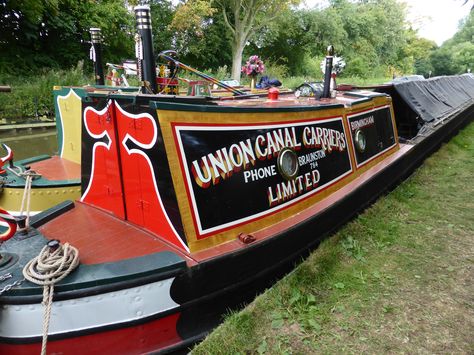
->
{"left": 0, "top": 86, "right": 12, "bottom": 93}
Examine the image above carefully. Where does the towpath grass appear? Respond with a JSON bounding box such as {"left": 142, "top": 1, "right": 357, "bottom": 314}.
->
{"left": 193, "top": 121, "right": 474, "bottom": 354}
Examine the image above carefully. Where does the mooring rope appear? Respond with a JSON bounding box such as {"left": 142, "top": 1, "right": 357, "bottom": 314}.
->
{"left": 19, "top": 170, "right": 41, "bottom": 228}
{"left": 23, "top": 241, "right": 80, "bottom": 355}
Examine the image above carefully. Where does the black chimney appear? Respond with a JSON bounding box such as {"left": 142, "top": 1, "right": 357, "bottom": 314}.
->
{"left": 322, "top": 45, "right": 334, "bottom": 99}
{"left": 134, "top": 5, "right": 157, "bottom": 93}
{"left": 89, "top": 28, "right": 105, "bottom": 85}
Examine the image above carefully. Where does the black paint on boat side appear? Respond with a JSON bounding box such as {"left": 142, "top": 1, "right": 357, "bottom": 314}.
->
{"left": 170, "top": 102, "right": 474, "bottom": 346}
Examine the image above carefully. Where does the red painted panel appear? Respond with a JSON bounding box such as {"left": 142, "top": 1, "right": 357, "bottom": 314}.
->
{"left": 37, "top": 202, "right": 196, "bottom": 265}
{"left": 0, "top": 313, "right": 182, "bottom": 355}
{"left": 81, "top": 101, "right": 125, "bottom": 218}
{"left": 115, "top": 107, "right": 144, "bottom": 228}
{"left": 114, "top": 102, "right": 188, "bottom": 253}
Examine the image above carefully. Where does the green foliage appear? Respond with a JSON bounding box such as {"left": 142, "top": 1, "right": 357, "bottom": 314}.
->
{"left": 170, "top": 0, "right": 301, "bottom": 79}
{"left": 299, "top": 55, "right": 324, "bottom": 79}
{"left": 174, "top": 11, "right": 233, "bottom": 71}
{"left": 401, "top": 29, "right": 437, "bottom": 77}
{"left": 451, "top": 41, "right": 474, "bottom": 72}
{"left": 151, "top": 0, "right": 175, "bottom": 54}
{"left": 1, "top": 0, "right": 464, "bottom": 81}
{"left": 0, "top": 0, "right": 134, "bottom": 75}
{"left": 344, "top": 55, "right": 372, "bottom": 78}
{"left": 1, "top": 0, "right": 470, "bottom": 99}
{"left": 431, "top": 48, "right": 458, "bottom": 76}
{"left": 262, "top": 61, "right": 288, "bottom": 80}
{"left": 431, "top": 11, "right": 474, "bottom": 75}
{"left": 341, "top": 235, "right": 367, "bottom": 261}
{"left": 246, "top": 0, "right": 414, "bottom": 78}
{"left": 0, "top": 62, "right": 90, "bottom": 119}
{"left": 213, "top": 65, "right": 231, "bottom": 81}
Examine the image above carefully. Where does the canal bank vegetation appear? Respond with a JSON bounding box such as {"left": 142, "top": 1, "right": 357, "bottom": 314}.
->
{"left": 0, "top": 63, "right": 90, "bottom": 122}
{"left": 0, "top": 65, "right": 386, "bottom": 121}
{"left": 1, "top": 1, "right": 473, "bottom": 121}
{"left": 193, "top": 122, "right": 474, "bottom": 354}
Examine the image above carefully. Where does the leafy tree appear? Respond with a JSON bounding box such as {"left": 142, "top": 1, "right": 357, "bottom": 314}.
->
{"left": 402, "top": 28, "right": 437, "bottom": 77}
{"left": 452, "top": 41, "right": 474, "bottom": 72}
{"left": 244, "top": 9, "right": 314, "bottom": 76}
{"left": 0, "top": 0, "right": 134, "bottom": 74}
{"left": 451, "top": 9, "right": 474, "bottom": 44}
{"left": 172, "top": 0, "right": 301, "bottom": 80}
{"left": 245, "top": 0, "right": 415, "bottom": 78}
{"left": 219, "top": 0, "right": 302, "bottom": 79}
{"left": 430, "top": 48, "right": 457, "bottom": 75}
{"left": 170, "top": 3, "right": 232, "bottom": 71}
{"left": 0, "top": 0, "right": 455, "bottom": 81}
{"left": 430, "top": 10, "right": 474, "bottom": 75}
{"left": 252, "top": 6, "right": 347, "bottom": 76}
{"left": 150, "top": 0, "right": 175, "bottom": 54}
{"left": 334, "top": 0, "right": 408, "bottom": 69}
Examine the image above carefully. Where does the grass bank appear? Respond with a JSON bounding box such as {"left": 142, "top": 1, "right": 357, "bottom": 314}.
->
{"left": 193, "top": 121, "right": 474, "bottom": 354}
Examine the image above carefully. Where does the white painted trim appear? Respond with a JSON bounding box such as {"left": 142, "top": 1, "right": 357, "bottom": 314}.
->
{"left": 0, "top": 278, "right": 178, "bottom": 339}
{"left": 0, "top": 211, "right": 40, "bottom": 222}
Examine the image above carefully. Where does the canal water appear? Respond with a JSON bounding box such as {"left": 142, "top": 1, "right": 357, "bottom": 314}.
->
{"left": 0, "top": 128, "right": 58, "bottom": 161}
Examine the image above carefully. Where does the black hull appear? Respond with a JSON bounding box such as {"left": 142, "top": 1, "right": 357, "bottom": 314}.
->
{"left": 2, "top": 104, "right": 471, "bottom": 354}
{"left": 166, "top": 104, "right": 474, "bottom": 351}
{"left": 1, "top": 83, "right": 472, "bottom": 354}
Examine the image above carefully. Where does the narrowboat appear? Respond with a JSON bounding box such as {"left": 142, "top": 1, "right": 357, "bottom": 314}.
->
{"left": 0, "top": 5, "right": 473, "bottom": 354}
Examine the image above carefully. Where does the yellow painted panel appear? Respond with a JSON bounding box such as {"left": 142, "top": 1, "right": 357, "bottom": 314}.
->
{"left": 0, "top": 186, "right": 81, "bottom": 215}
{"left": 57, "top": 89, "right": 82, "bottom": 164}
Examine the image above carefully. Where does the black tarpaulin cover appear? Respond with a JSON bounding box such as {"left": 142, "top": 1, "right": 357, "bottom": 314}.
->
{"left": 393, "top": 74, "right": 474, "bottom": 123}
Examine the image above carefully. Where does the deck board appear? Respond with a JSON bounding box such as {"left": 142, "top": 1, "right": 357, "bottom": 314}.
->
{"left": 30, "top": 156, "right": 80, "bottom": 181}
{"left": 38, "top": 202, "right": 194, "bottom": 265}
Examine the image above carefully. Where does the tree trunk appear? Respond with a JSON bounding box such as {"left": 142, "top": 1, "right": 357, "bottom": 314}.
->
{"left": 231, "top": 41, "right": 245, "bottom": 81}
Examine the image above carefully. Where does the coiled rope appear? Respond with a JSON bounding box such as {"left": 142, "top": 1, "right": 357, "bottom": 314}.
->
{"left": 23, "top": 241, "right": 80, "bottom": 355}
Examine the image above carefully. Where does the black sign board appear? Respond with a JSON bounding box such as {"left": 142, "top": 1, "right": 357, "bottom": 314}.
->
{"left": 174, "top": 117, "right": 353, "bottom": 238}
{"left": 348, "top": 105, "right": 396, "bottom": 167}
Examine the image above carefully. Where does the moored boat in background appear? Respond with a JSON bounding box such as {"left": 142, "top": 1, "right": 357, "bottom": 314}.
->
{"left": 0, "top": 85, "right": 82, "bottom": 216}
{"left": 0, "top": 27, "right": 139, "bottom": 217}
{"left": 0, "top": 28, "right": 111, "bottom": 216}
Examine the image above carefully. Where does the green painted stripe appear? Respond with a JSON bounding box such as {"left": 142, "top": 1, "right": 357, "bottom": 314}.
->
{"left": 3, "top": 179, "right": 80, "bottom": 188}
{"left": 151, "top": 100, "right": 346, "bottom": 113}
{"left": 1, "top": 155, "right": 80, "bottom": 187}
{"left": 15, "top": 154, "right": 51, "bottom": 165}
{"left": 9, "top": 251, "right": 186, "bottom": 297}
